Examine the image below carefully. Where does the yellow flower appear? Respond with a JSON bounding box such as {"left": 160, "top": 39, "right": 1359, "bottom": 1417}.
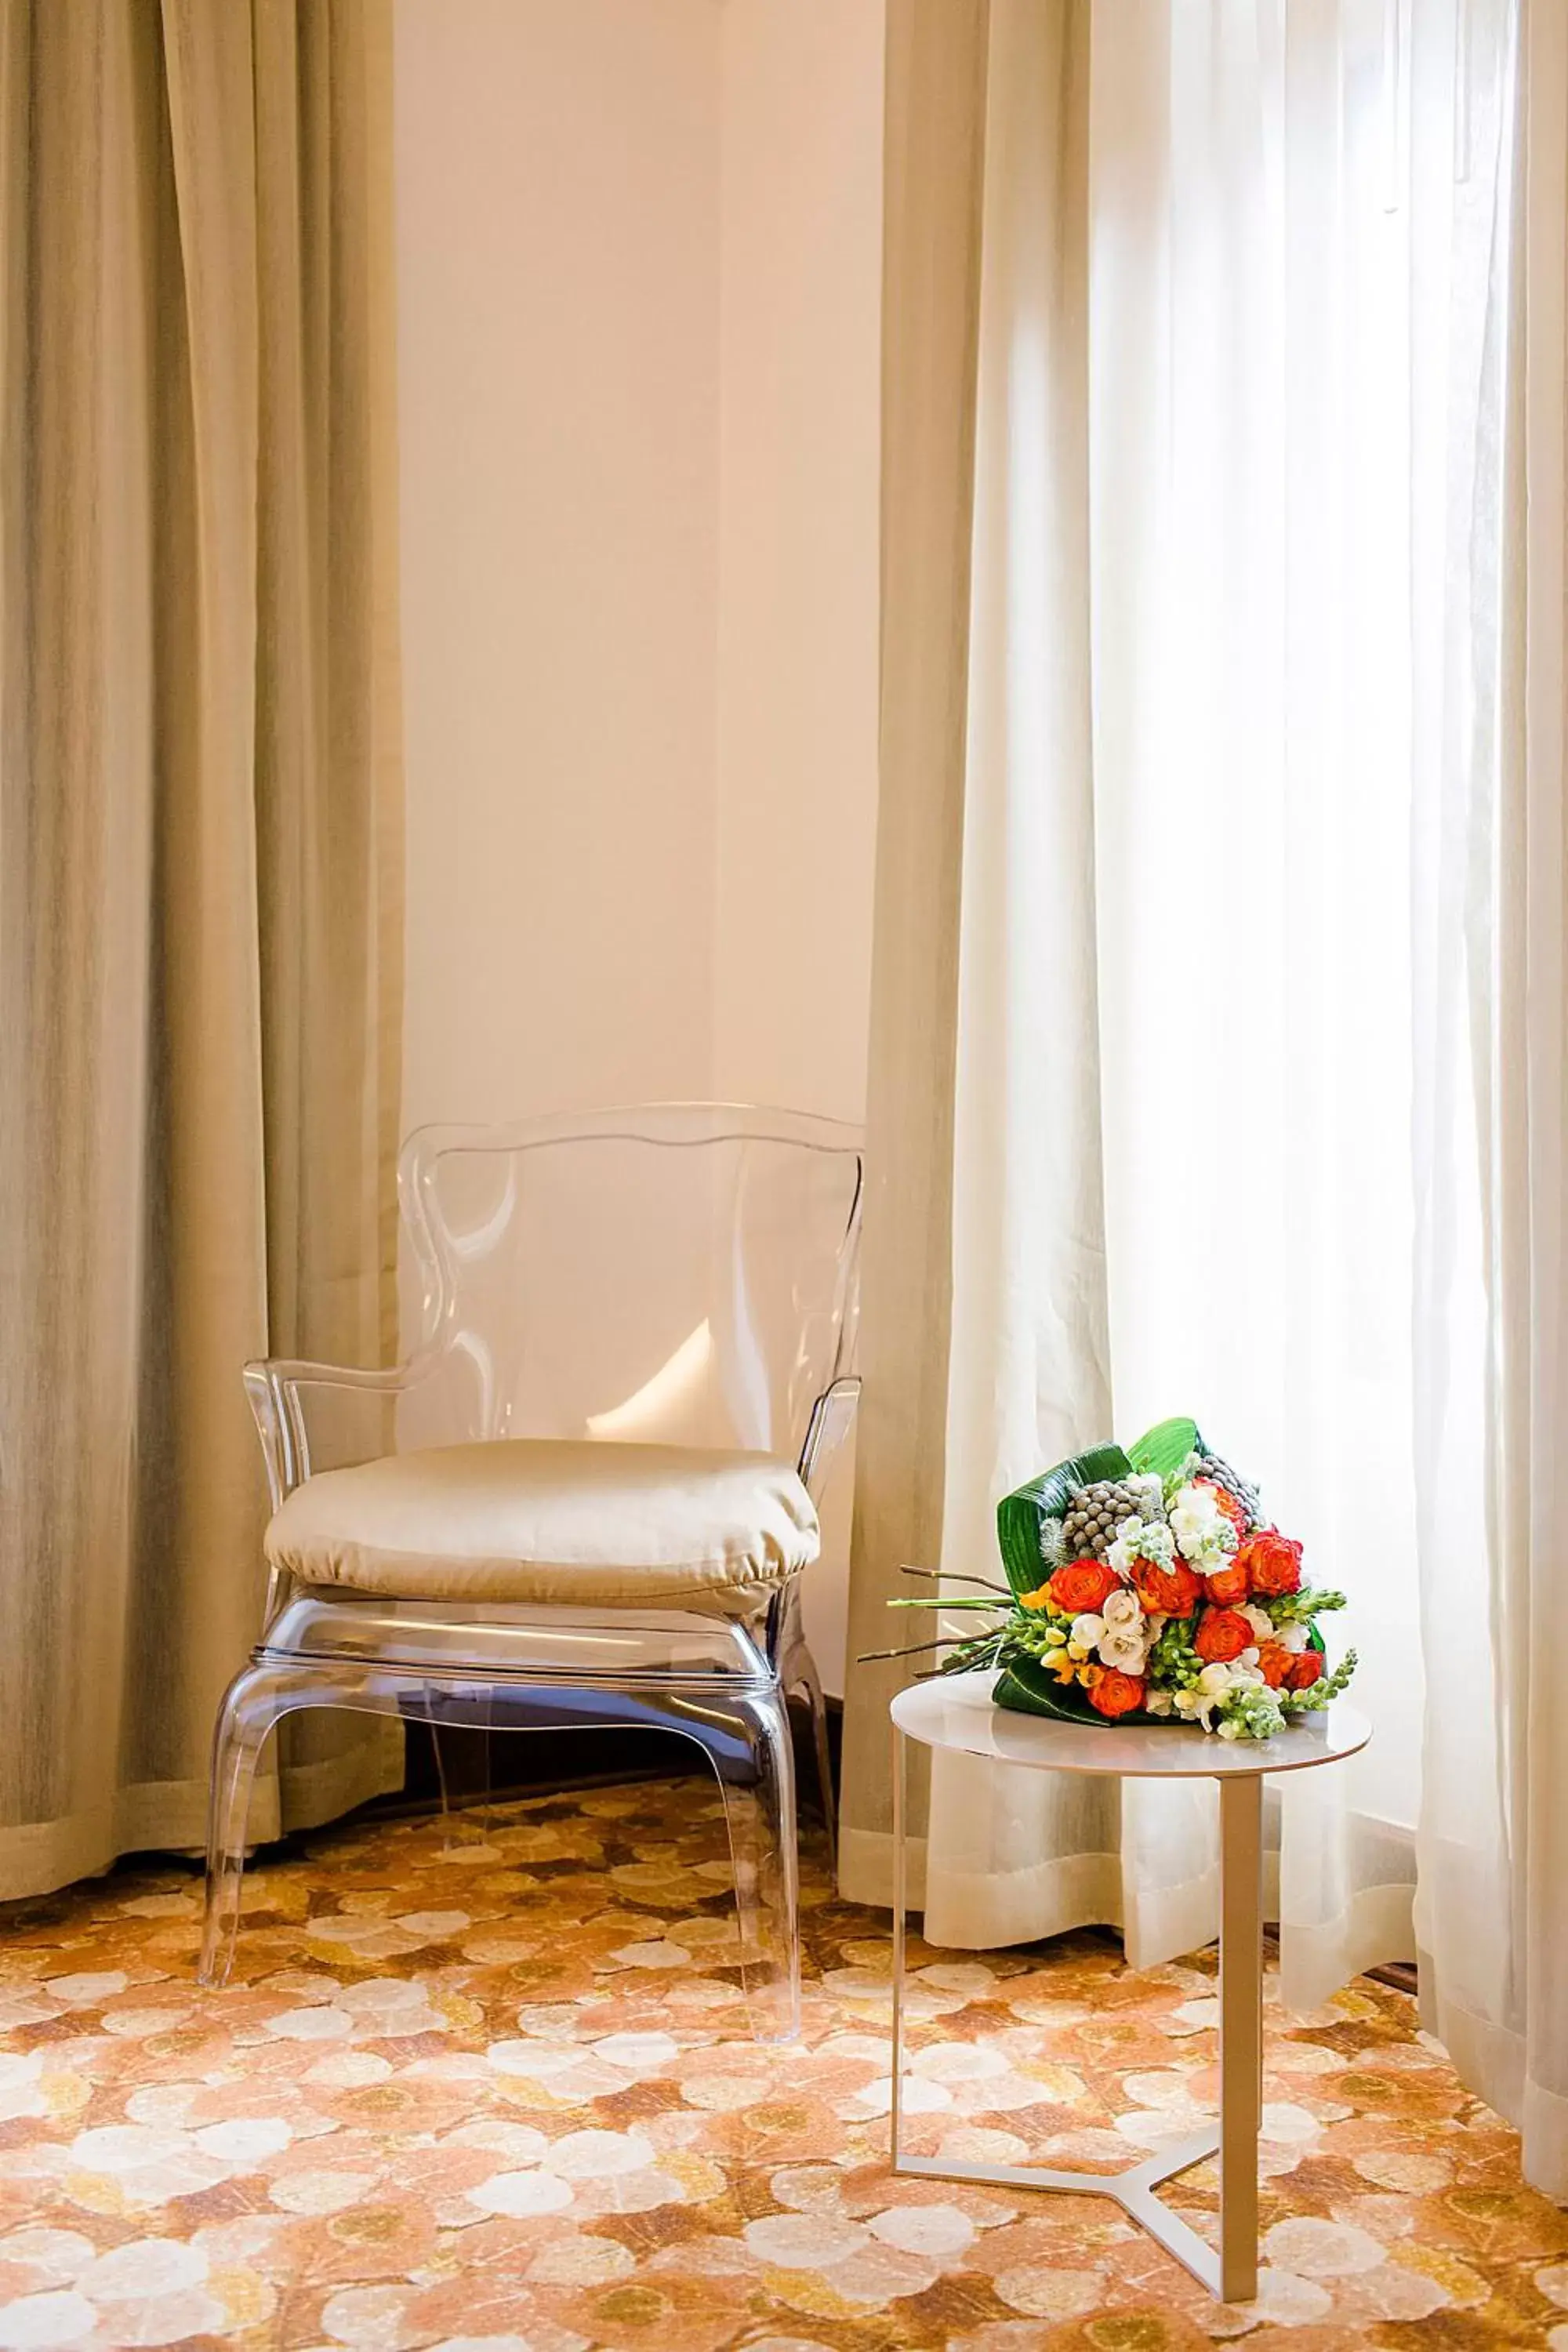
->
{"left": 1018, "top": 1584, "right": 1052, "bottom": 1610}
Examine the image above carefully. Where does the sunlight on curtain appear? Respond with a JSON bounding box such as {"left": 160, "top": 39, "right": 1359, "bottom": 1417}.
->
{"left": 916, "top": 0, "right": 1513, "bottom": 2005}
{"left": 1086, "top": 0, "right": 1508, "bottom": 1995}
{"left": 1413, "top": 0, "right": 1568, "bottom": 2198}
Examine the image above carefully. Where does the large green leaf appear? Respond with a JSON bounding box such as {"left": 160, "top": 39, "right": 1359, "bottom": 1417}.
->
{"left": 993, "top": 1653, "right": 1170, "bottom": 1729}
{"left": 992, "top": 1656, "right": 1105, "bottom": 1722}
{"left": 995, "top": 1443, "right": 1132, "bottom": 1597}
{"left": 1128, "top": 1417, "right": 1205, "bottom": 1480}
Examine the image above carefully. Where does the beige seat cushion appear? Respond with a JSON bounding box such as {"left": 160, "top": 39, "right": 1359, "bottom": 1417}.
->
{"left": 263, "top": 1438, "right": 820, "bottom": 1606}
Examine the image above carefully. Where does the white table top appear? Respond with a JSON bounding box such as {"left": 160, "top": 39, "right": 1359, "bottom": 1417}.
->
{"left": 891, "top": 1669, "right": 1370, "bottom": 1779}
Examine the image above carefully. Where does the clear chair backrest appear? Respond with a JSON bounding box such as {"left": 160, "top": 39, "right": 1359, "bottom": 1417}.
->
{"left": 397, "top": 1105, "right": 862, "bottom": 1464}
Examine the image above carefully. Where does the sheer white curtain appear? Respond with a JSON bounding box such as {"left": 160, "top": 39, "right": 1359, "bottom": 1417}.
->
{"left": 848, "top": 0, "right": 1568, "bottom": 2188}
{"left": 921, "top": 0, "right": 1515, "bottom": 2016}
{"left": 1412, "top": 0, "right": 1568, "bottom": 2201}
{"left": 1087, "top": 0, "right": 1468, "bottom": 1997}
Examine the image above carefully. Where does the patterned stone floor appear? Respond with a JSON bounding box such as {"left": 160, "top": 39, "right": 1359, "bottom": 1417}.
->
{"left": 1, "top": 1774, "right": 1565, "bottom": 2351}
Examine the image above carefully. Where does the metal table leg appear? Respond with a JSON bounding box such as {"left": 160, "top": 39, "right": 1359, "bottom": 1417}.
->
{"left": 1219, "top": 1772, "right": 1262, "bottom": 2301}
{"left": 889, "top": 1731, "right": 1260, "bottom": 2303}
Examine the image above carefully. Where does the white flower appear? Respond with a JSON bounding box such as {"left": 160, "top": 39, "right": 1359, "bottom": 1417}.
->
{"left": 1068, "top": 1613, "right": 1105, "bottom": 1658}
{"left": 1102, "top": 1587, "right": 1143, "bottom": 1632}
{"left": 1218, "top": 1719, "right": 1244, "bottom": 1741}
{"left": 1168, "top": 1483, "right": 1223, "bottom": 1560}
{"left": 1098, "top": 1628, "right": 1148, "bottom": 1673}
{"left": 1145, "top": 1688, "right": 1175, "bottom": 1716}
{"left": 1108, "top": 1514, "right": 1177, "bottom": 1576}
{"left": 1241, "top": 1646, "right": 1261, "bottom": 1668}
{"left": 1241, "top": 1604, "right": 1274, "bottom": 1644}
{"left": 1174, "top": 1687, "right": 1207, "bottom": 1717}
{"left": 1279, "top": 1622, "right": 1309, "bottom": 1653}
{"left": 1196, "top": 1663, "right": 1232, "bottom": 1699}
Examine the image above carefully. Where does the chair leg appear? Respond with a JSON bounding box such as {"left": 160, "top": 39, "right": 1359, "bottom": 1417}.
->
{"left": 198, "top": 1658, "right": 325, "bottom": 1988}
{"left": 425, "top": 1710, "right": 495, "bottom": 1853}
{"left": 200, "top": 1658, "right": 806, "bottom": 2039}
{"left": 691, "top": 1685, "right": 801, "bottom": 2042}
{"left": 795, "top": 1652, "right": 837, "bottom": 1869}
{"left": 770, "top": 1588, "right": 836, "bottom": 1860}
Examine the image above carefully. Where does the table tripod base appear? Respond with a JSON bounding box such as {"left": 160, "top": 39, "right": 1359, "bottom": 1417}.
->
{"left": 886, "top": 1694, "right": 1372, "bottom": 2310}
{"left": 891, "top": 2127, "right": 1226, "bottom": 2298}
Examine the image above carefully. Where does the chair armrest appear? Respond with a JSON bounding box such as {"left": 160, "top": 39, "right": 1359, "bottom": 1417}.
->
{"left": 243, "top": 1349, "right": 446, "bottom": 1510}
{"left": 797, "top": 1376, "right": 861, "bottom": 1507}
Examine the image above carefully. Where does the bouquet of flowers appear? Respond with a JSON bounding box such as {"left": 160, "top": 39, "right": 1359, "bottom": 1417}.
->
{"left": 880, "top": 1416, "right": 1356, "bottom": 1742}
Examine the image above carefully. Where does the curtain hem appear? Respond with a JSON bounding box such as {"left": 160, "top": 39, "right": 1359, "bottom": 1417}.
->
{"left": 1418, "top": 1957, "right": 1568, "bottom": 2201}
{"left": 927, "top": 1852, "right": 1122, "bottom": 1950}
{"left": 837, "top": 1824, "right": 927, "bottom": 1911}
{"left": 0, "top": 1722, "right": 403, "bottom": 1905}
{"left": 1279, "top": 1882, "right": 1416, "bottom": 2016}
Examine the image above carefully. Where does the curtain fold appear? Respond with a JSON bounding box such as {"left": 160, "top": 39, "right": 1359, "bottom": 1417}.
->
{"left": 927, "top": 0, "right": 1123, "bottom": 1954}
{"left": 837, "top": 0, "right": 991, "bottom": 1907}
{"left": 0, "top": 0, "right": 403, "bottom": 1901}
{"left": 1414, "top": 0, "right": 1568, "bottom": 2201}
{"left": 1085, "top": 0, "right": 1445, "bottom": 2006}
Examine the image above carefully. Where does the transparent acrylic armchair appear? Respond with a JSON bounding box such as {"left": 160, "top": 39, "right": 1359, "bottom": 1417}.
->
{"left": 198, "top": 1105, "right": 862, "bottom": 2039}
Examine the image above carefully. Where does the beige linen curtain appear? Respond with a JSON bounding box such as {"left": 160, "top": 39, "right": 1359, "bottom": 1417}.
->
{"left": 0, "top": 0, "right": 403, "bottom": 1900}
{"left": 837, "top": 0, "right": 991, "bottom": 1904}
{"left": 840, "top": 0, "right": 1117, "bottom": 1934}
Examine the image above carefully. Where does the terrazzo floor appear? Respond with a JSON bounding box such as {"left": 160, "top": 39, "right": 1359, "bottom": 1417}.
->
{"left": 1, "top": 1773, "right": 1564, "bottom": 2351}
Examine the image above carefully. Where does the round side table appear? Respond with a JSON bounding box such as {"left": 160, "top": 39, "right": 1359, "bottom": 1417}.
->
{"left": 889, "top": 1671, "right": 1370, "bottom": 2304}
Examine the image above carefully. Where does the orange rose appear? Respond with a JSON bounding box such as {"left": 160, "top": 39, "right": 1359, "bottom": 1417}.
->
{"left": 1087, "top": 1666, "right": 1146, "bottom": 1719}
{"left": 1197, "top": 1477, "right": 1250, "bottom": 1538}
{"left": 1203, "top": 1557, "right": 1251, "bottom": 1607}
{"left": 1131, "top": 1559, "right": 1202, "bottom": 1619}
{"left": 1236, "top": 1530, "right": 1303, "bottom": 1598}
{"left": 1287, "top": 1648, "right": 1323, "bottom": 1691}
{"left": 1255, "top": 1639, "right": 1294, "bottom": 1688}
{"left": 1047, "top": 1557, "right": 1120, "bottom": 1617}
{"left": 1193, "top": 1606, "right": 1253, "bottom": 1664}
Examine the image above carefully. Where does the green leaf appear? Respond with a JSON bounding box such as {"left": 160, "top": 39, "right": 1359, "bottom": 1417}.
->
{"left": 1128, "top": 1417, "right": 1205, "bottom": 1480}
{"left": 993, "top": 1653, "right": 1172, "bottom": 1730}
{"left": 995, "top": 1444, "right": 1132, "bottom": 1597}
{"left": 993, "top": 1656, "right": 1105, "bottom": 1723}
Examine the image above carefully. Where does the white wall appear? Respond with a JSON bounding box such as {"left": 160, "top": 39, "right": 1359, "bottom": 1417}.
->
{"left": 394, "top": 0, "right": 884, "bottom": 1687}
{"left": 714, "top": 0, "right": 884, "bottom": 1686}
{"left": 714, "top": 2, "right": 884, "bottom": 1127}
{"left": 396, "top": 0, "right": 723, "bottom": 1134}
